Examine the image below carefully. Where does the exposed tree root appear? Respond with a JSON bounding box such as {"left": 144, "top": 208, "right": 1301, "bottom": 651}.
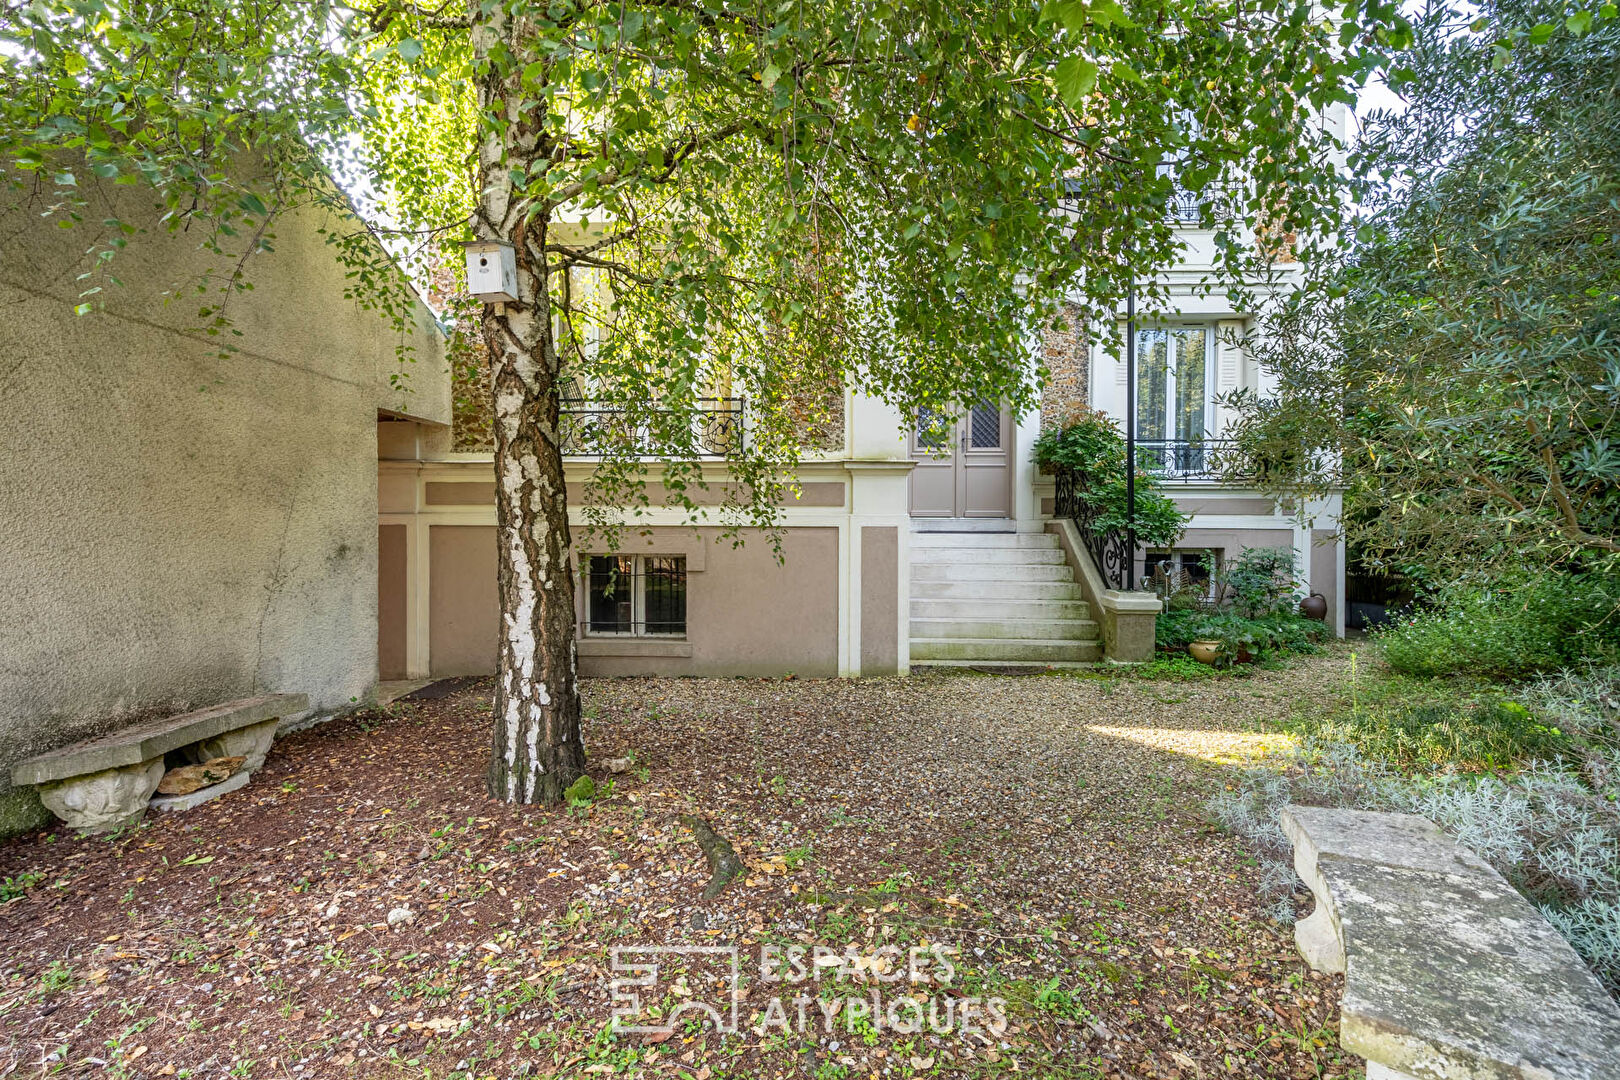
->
{"left": 680, "top": 814, "right": 744, "bottom": 900}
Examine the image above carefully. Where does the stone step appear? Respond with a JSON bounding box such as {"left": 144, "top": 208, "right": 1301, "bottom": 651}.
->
{"left": 911, "top": 579, "right": 1084, "bottom": 601}
{"left": 910, "top": 617, "right": 1101, "bottom": 641}
{"left": 911, "top": 597, "right": 1092, "bottom": 620}
{"left": 911, "top": 546, "right": 1067, "bottom": 565}
{"left": 911, "top": 561, "right": 1074, "bottom": 582}
{"left": 910, "top": 531, "right": 1059, "bottom": 549}
{"left": 910, "top": 637, "right": 1103, "bottom": 663}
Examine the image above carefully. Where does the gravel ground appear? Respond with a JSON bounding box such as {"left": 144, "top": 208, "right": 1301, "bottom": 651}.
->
{"left": 0, "top": 652, "right": 1357, "bottom": 1080}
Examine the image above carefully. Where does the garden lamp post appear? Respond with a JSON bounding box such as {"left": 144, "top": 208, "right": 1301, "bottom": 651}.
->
{"left": 1125, "top": 267, "right": 1137, "bottom": 592}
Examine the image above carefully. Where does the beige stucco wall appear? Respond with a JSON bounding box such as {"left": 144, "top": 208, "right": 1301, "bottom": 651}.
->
{"left": 860, "top": 526, "right": 900, "bottom": 675}
{"left": 0, "top": 171, "right": 448, "bottom": 835}
{"left": 424, "top": 524, "right": 841, "bottom": 678}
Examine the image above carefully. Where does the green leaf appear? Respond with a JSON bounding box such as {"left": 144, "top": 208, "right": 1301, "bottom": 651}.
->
{"left": 760, "top": 62, "right": 782, "bottom": 89}
{"left": 1054, "top": 56, "right": 1098, "bottom": 106}
{"left": 1088, "top": 0, "right": 1133, "bottom": 29}
{"left": 397, "top": 38, "right": 423, "bottom": 62}
{"left": 1110, "top": 60, "right": 1142, "bottom": 84}
{"left": 1565, "top": 10, "right": 1594, "bottom": 34}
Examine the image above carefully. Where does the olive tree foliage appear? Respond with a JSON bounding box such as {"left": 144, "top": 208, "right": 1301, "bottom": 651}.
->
{"left": 1224, "top": 0, "right": 1620, "bottom": 586}
{"left": 0, "top": 0, "right": 1402, "bottom": 800}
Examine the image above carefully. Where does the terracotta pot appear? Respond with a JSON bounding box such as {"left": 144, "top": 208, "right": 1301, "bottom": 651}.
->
{"left": 1299, "top": 592, "right": 1329, "bottom": 621}
{"left": 1188, "top": 640, "right": 1222, "bottom": 665}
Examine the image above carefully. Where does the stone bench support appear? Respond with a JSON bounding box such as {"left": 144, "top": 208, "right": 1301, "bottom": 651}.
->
{"left": 12, "top": 693, "right": 307, "bottom": 832}
{"left": 1281, "top": 805, "right": 1620, "bottom": 1080}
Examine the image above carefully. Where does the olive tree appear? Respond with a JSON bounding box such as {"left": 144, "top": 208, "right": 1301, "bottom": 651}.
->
{"left": 1224, "top": 0, "right": 1620, "bottom": 586}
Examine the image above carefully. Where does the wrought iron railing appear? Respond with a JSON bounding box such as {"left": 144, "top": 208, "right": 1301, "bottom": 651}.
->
{"left": 558, "top": 397, "right": 743, "bottom": 458}
{"left": 1168, "top": 185, "right": 1203, "bottom": 223}
{"left": 1135, "top": 438, "right": 1240, "bottom": 482}
{"left": 1053, "top": 466, "right": 1136, "bottom": 592}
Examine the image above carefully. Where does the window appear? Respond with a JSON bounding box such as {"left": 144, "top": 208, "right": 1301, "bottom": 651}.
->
{"left": 1137, "top": 326, "right": 1212, "bottom": 443}
{"left": 585, "top": 555, "right": 687, "bottom": 636}
{"left": 1148, "top": 549, "right": 1219, "bottom": 606}
{"left": 1158, "top": 109, "right": 1205, "bottom": 222}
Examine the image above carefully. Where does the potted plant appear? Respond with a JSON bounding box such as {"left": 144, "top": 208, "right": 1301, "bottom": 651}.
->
{"left": 1188, "top": 638, "right": 1223, "bottom": 665}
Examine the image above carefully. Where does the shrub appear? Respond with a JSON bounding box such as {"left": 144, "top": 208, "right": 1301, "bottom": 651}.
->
{"left": 1299, "top": 698, "right": 1574, "bottom": 772}
{"left": 1157, "top": 609, "right": 1325, "bottom": 666}
{"left": 1377, "top": 573, "right": 1620, "bottom": 681}
{"left": 1216, "top": 546, "right": 1298, "bottom": 618}
{"left": 1031, "top": 406, "right": 1187, "bottom": 549}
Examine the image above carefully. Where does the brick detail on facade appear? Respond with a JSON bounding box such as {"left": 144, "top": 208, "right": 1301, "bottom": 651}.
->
{"left": 1040, "top": 303, "right": 1089, "bottom": 426}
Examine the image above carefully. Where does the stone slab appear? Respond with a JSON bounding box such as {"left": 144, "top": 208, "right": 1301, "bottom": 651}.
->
{"left": 11, "top": 694, "right": 306, "bottom": 785}
{"left": 1283, "top": 805, "right": 1620, "bottom": 1080}
{"left": 1330, "top": 858, "right": 1620, "bottom": 1079}
{"left": 148, "top": 768, "right": 251, "bottom": 813}
{"left": 1283, "top": 805, "right": 1497, "bottom": 880}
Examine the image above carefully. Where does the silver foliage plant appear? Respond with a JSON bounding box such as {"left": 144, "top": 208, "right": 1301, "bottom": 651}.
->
{"left": 1209, "top": 665, "right": 1620, "bottom": 993}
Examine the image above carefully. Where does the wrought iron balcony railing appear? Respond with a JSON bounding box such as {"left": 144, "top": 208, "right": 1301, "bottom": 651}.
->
{"left": 1168, "top": 186, "right": 1203, "bottom": 223}
{"left": 558, "top": 397, "right": 744, "bottom": 458}
{"left": 1135, "top": 438, "right": 1240, "bottom": 482}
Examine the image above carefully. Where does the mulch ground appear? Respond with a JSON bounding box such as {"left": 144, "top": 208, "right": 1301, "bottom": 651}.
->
{"left": 0, "top": 656, "right": 1355, "bottom": 1080}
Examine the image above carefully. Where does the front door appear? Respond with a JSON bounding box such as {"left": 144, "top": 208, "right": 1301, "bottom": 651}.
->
{"left": 908, "top": 402, "right": 1012, "bottom": 517}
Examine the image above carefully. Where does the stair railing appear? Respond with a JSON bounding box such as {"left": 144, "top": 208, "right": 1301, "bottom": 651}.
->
{"left": 1052, "top": 465, "right": 1136, "bottom": 593}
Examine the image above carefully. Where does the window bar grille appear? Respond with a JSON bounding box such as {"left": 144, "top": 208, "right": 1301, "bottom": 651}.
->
{"left": 585, "top": 555, "right": 686, "bottom": 636}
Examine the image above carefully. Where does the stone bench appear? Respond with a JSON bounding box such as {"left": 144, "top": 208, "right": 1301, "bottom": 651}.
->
{"left": 12, "top": 693, "right": 307, "bottom": 832}
{"left": 1281, "top": 805, "right": 1620, "bottom": 1080}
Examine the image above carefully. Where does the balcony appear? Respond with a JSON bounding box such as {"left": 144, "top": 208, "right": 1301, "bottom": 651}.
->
{"left": 559, "top": 397, "right": 744, "bottom": 458}
{"left": 1135, "top": 438, "right": 1240, "bottom": 482}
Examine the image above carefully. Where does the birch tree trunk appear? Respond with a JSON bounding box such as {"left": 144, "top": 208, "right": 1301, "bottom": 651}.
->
{"left": 472, "top": 4, "right": 586, "bottom": 803}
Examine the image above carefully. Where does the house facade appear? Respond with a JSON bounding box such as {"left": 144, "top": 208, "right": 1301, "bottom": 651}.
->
{"left": 376, "top": 267, "right": 1344, "bottom": 680}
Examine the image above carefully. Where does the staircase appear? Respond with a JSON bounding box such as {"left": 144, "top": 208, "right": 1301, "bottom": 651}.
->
{"left": 908, "top": 531, "right": 1102, "bottom": 667}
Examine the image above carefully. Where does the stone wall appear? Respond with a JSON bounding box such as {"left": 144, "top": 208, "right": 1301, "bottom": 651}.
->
{"left": 0, "top": 170, "right": 448, "bottom": 836}
{"left": 1040, "top": 303, "right": 1089, "bottom": 426}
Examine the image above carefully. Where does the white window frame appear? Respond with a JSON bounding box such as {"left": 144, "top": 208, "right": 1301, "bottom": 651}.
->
{"left": 1136, "top": 323, "right": 1216, "bottom": 444}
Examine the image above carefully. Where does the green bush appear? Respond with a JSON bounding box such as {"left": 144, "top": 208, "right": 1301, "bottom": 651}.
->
{"left": 1298, "top": 698, "right": 1574, "bottom": 771}
{"left": 1377, "top": 573, "right": 1620, "bottom": 681}
{"left": 1215, "top": 546, "right": 1298, "bottom": 618}
{"left": 1157, "top": 608, "right": 1326, "bottom": 666}
{"left": 1031, "top": 406, "right": 1187, "bottom": 549}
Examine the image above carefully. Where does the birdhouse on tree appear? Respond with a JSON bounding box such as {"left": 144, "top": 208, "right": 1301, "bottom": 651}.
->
{"left": 463, "top": 239, "right": 518, "bottom": 303}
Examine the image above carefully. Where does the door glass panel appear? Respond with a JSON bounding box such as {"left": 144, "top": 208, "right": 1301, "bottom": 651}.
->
{"left": 1136, "top": 330, "right": 1170, "bottom": 442}
{"left": 968, "top": 402, "right": 1001, "bottom": 449}
{"left": 1173, "top": 329, "right": 1208, "bottom": 442}
{"left": 915, "top": 406, "right": 951, "bottom": 453}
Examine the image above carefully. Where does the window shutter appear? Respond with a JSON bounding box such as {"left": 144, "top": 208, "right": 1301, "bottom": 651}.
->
{"left": 1216, "top": 320, "right": 1243, "bottom": 391}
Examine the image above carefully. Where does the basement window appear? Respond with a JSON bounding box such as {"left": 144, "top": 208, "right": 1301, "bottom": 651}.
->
{"left": 1148, "top": 549, "right": 1218, "bottom": 606}
{"left": 585, "top": 555, "right": 687, "bottom": 637}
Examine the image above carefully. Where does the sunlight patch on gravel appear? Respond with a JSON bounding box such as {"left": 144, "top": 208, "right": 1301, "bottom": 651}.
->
{"left": 1084, "top": 725, "right": 1299, "bottom": 764}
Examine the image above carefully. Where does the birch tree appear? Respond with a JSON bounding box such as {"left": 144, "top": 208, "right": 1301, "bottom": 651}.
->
{"left": 0, "top": 0, "right": 1405, "bottom": 801}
